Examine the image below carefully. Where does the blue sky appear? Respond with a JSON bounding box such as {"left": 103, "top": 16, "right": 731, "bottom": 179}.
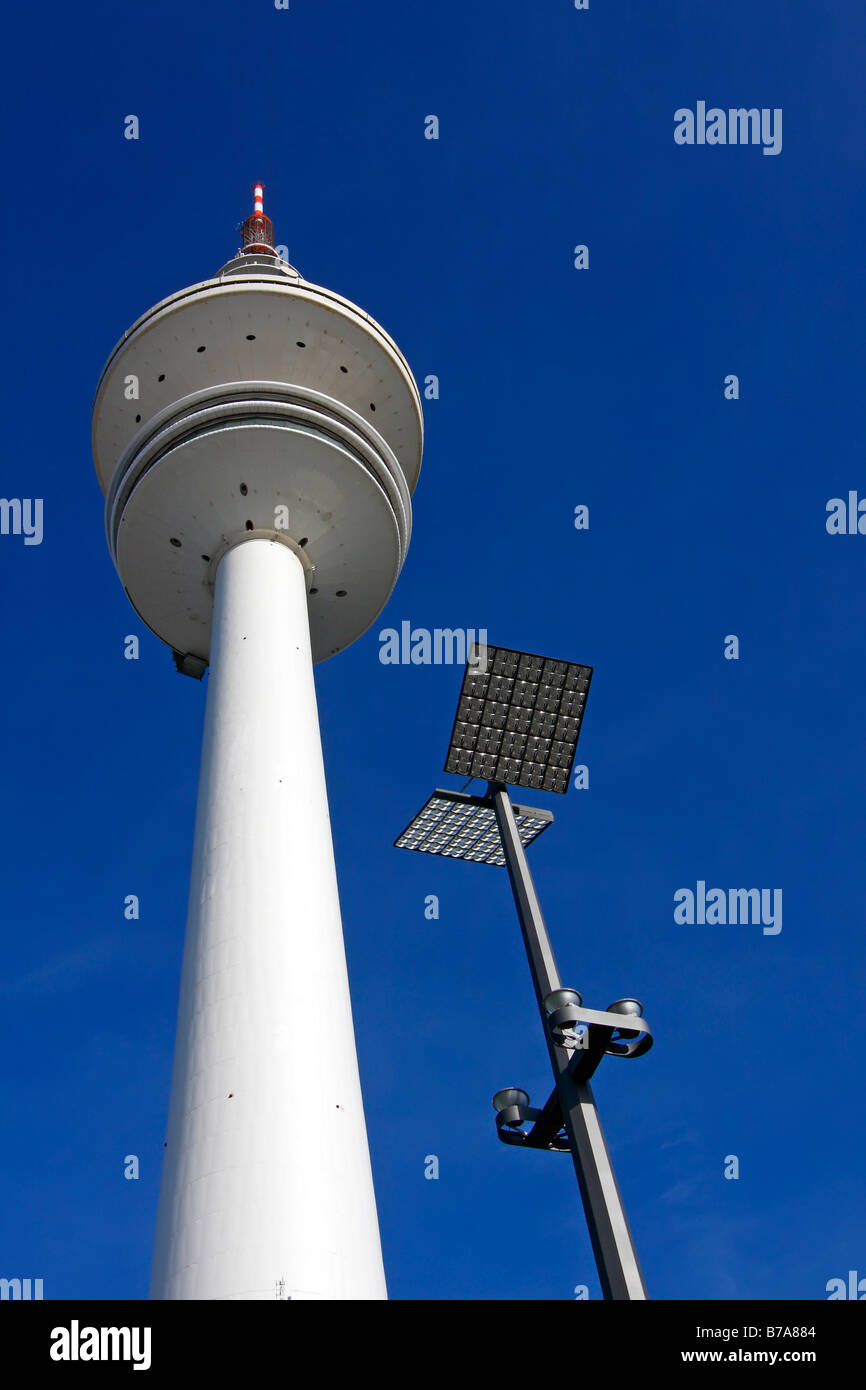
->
{"left": 1, "top": 0, "right": 864, "bottom": 1300}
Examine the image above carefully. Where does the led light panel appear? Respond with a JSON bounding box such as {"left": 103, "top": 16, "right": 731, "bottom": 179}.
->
{"left": 394, "top": 789, "right": 553, "bottom": 867}
{"left": 443, "top": 643, "right": 593, "bottom": 794}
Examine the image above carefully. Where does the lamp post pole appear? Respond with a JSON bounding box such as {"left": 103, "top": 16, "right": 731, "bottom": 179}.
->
{"left": 490, "top": 784, "right": 648, "bottom": 1301}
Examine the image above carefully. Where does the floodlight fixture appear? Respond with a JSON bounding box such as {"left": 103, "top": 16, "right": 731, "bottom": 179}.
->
{"left": 394, "top": 789, "right": 552, "bottom": 866}
{"left": 606, "top": 998, "right": 645, "bottom": 1040}
{"left": 443, "top": 641, "right": 592, "bottom": 794}
{"left": 544, "top": 988, "right": 585, "bottom": 1039}
{"left": 608, "top": 998, "right": 644, "bottom": 1017}
{"left": 544, "top": 988, "right": 583, "bottom": 1015}
{"left": 172, "top": 650, "right": 208, "bottom": 680}
{"left": 492, "top": 1088, "right": 530, "bottom": 1113}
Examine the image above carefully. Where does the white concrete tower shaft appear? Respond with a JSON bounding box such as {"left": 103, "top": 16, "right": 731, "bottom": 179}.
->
{"left": 150, "top": 538, "right": 386, "bottom": 1299}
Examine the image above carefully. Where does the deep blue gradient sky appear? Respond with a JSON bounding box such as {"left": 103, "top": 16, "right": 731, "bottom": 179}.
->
{"left": 1, "top": 0, "right": 864, "bottom": 1301}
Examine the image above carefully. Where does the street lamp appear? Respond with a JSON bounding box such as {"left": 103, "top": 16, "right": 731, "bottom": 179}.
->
{"left": 395, "top": 641, "right": 653, "bottom": 1300}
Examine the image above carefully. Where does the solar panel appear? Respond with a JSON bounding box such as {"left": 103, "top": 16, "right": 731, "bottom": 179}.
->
{"left": 394, "top": 789, "right": 553, "bottom": 867}
{"left": 443, "top": 643, "right": 592, "bottom": 794}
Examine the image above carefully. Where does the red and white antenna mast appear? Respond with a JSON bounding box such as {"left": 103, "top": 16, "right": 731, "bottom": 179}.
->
{"left": 241, "top": 181, "right": 276, "bottom": 255}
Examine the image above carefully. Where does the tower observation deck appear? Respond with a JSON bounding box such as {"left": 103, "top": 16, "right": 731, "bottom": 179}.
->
{"left": 92, "top": 186, "right": 423, "bottom": 1300}
{"left": 93, "top": 182, "right": 422, "bottom": 668}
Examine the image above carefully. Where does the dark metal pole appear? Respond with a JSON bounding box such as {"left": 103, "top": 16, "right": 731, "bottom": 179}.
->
{"left": 490, "top": 783, "right": 648, "bottom": 1301}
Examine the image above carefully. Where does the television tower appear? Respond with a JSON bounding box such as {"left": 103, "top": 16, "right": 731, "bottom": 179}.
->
{"left": 92, "top": 185, "right": 423, "bottom": 1300}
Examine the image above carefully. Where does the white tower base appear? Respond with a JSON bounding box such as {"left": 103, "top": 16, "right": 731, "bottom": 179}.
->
{"left": 150, "top": 538, "right": 387, "bottom": 1300}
